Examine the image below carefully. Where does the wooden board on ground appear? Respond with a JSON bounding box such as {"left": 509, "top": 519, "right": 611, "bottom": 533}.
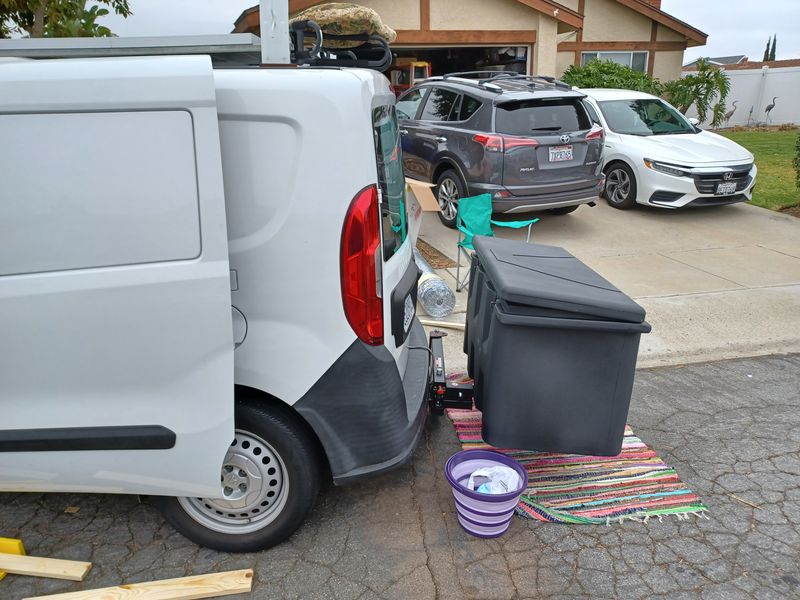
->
{"left": 0, "top": 553, "right": 90, "bottom": 582}
{"left": 23, "top": 568, "right": 253, "bottom": 600}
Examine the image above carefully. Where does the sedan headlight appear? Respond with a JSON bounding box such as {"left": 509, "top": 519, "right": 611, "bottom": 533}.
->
{"left": 643, "top": 158, "right": 691, "bottom": 178}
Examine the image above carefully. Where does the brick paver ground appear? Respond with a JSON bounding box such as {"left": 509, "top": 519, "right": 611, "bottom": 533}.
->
{"left": 1, "top": 354, "right": 798, "bottom": 599}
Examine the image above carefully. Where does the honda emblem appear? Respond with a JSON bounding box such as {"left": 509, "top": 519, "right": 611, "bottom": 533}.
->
{"left": 560, "top": 134, "right": 571, "bottom": 144}
{"left": 723, "top": 171, "right": 733, "bottom": 181}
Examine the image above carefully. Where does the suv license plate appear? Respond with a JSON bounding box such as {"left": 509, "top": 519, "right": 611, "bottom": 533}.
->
{"left": 549, "top": 145, "right": 573, "bottom": 162}
{"left": 403, "top": 294, "right": 415, "bottom": 333}
{"left": 716, "top": 182, "right": 737, "bottom": 195}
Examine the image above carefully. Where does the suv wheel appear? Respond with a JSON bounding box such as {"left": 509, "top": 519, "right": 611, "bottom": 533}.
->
{"left": 436, "top": 169, "right": 465, "bottom": 229}
{"left": 604, "top": 163, "right": 637, "bottom": 210}
{"left": 154, "top": 397, "right": 321, "bottom": 552}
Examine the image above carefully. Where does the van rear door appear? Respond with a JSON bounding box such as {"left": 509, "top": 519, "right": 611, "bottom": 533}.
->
{"left": 0, "top": 56, "right": 234, "bottom": 497}
{"left": 373, "top": 101, "right": 419, "bottom": 366}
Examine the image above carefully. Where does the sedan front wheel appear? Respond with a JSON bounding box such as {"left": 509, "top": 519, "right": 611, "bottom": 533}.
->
{"left": 604, "top": 164, "right": 637, "bottom": 210}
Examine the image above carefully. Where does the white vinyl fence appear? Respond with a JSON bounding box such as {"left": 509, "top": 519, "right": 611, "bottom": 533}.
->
{"left": 685, "top": 64, "right": 800, "bottom": 128}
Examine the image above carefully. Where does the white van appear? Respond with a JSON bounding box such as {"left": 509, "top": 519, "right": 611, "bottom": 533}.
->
{"left": 0, "top": 55, "right": 428, "bottom": 552}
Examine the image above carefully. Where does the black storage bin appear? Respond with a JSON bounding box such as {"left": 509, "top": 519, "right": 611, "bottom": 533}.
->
{"left": 470, "top": 236, "right": 651, "bottom": 456}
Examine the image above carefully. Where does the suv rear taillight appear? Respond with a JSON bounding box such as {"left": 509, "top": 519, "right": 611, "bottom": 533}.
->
{"left": 586, "top": 125, "right": 605, "bottom": 141}
{"left": 340, "top": 184, "right": 383, "bottom": 346}
{"left": 473, "top": 134, "right": 539, "bottom": 153}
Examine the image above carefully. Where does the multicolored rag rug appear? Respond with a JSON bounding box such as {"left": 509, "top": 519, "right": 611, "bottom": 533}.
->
{"left": 447, "top": 408, "right": 708, "bottom": 525}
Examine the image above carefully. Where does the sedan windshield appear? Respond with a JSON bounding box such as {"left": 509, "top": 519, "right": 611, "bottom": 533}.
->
{"left": 598, "top": 99, "right": 695, "bottom": 136}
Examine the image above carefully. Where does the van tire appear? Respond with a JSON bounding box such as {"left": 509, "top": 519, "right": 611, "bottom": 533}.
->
{"left": 436, "top": 169, "right": 465, "bottom": 229}
{"left": 154, "top": 398, "right": 320, "bottom": 553}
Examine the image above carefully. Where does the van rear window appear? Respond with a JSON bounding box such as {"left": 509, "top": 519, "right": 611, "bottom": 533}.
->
{"left": 373, "top": 105, "right": 407, "bottom": 261}
{"left": 495, "top": 98, "right": 590, "bottom": 135}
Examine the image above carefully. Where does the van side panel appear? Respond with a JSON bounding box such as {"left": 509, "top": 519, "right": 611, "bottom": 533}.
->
{"left": 0, "top": 110, "right": 200, "bottom": 275}
{"left": 0, "top": 56, "right": 234, "bottom": 496}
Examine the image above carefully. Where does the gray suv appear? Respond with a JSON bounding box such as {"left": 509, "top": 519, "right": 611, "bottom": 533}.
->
{"left": 396, "top": 72, "right": 605, "bottom": 227}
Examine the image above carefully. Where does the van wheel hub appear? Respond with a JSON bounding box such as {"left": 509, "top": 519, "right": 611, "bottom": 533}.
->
{"left": 178, "top": 430, "right": 289, "bottom": 534}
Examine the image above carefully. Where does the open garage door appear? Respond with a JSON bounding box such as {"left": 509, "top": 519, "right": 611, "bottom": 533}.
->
{"left": 388, "top": 46, "right": 531, "bottom": 94}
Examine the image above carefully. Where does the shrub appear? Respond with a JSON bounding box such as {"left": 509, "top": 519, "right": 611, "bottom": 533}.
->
{"left": 793, "top": 134, "right": 800, "bottom": 190}
{"left": 561, "top": 60, "right": 663, "bottom": 95}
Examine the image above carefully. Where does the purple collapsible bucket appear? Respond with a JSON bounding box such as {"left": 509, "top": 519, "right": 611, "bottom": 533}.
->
{"left": 444, "top": 450, "right": 528, "bottom": 539}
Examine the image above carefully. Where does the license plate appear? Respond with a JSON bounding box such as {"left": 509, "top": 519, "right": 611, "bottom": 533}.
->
{"left": 549, "top": 145, "right": 573, "bottom": 162}
{"left": 716, "top": 182, "right": 737, "bottom": 195}
{"left": 403, "top": 294, "right": 415, "bottom": 333}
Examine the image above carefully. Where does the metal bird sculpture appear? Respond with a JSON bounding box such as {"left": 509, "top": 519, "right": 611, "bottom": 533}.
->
{"left": 747, "top": 105, "right": 754, "bottom": 126}
{"left": 724, "top": 100, "right": 738, "bottom": 127}
{"left": 765, "top": 97, "right": 778, "bottom": 123}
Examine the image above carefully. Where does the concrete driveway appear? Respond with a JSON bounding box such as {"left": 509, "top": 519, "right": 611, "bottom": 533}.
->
{"left": 418, "top": 201, "right": 800, "bottom": 369}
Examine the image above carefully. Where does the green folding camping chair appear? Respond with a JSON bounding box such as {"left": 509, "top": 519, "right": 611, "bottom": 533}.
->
{"left": 455, "top": 193, "right": 539, "bottom": 292}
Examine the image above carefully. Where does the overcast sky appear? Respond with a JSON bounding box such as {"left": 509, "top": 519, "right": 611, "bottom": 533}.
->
{"left": 98, "top": 1, "right": 800, "bottom": 64}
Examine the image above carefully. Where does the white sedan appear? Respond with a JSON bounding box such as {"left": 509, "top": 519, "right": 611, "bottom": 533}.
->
{"left": 582, "top": 89, "right": 757, "bottom": 209}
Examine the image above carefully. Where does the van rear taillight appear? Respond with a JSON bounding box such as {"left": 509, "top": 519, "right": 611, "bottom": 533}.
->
{"left": 340, "top": 185, "right": 383, "bottom": 346}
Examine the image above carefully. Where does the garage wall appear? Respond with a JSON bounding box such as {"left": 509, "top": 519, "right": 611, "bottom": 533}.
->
{"left": 359, "top": 0, "right": 420, "bottom": 30}
{"left": 652, "top": 51, "right": 683, "bottom": 81}
{"left": 430, "top": 0, "right": 539, "bottom": 30}
{"left": 582, "top": 0, "right": 651, "bottom": 41}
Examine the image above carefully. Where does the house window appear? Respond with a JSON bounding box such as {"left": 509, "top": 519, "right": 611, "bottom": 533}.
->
{"left": 582, "top": 51, "right": 649, "bottom": 72}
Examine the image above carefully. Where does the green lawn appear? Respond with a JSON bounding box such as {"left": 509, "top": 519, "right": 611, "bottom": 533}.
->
{"left": 719, "top": 129, "right": 799, "bottom": 211}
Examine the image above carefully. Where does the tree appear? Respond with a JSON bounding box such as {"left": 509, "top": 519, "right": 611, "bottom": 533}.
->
{"left": 762, "top": 37, "right": 771, "bottom": 62}
{"left": 662, "top": 59, "right": 730, "bottom": 127}
{"left": 769, "top": 35, "right": 777, "bottom": 61}
{"left": 0, "top": 0, "right": 131, "bottom": 38}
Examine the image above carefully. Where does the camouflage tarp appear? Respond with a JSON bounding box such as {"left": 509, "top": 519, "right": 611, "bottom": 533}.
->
{"left": 290, "top": 2, "right": 397, "bottom": 49}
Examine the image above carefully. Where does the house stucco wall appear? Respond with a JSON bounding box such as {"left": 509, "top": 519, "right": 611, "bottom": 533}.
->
{"left": 355, "top": 0, "right": 420, "bottom": 29}
{"left": 533, "top": 15, "right": 558, "bottom": 76}
{"left": 557, "top": 50, "right": 575, "bottom": 76}
{"left": 551, "top": 0, "right": 580, "bottom": 10}
{"left": 656, "top": 24, "right": 686, "bottom": 42}
{"left": 652, "top": 51, "right": 684, "bottom": 81}
{"left": 582, "top": 0, "right": 652, "bottom": 41}
{"left": 430, "top": 0, "right": 540, "bottom": 30}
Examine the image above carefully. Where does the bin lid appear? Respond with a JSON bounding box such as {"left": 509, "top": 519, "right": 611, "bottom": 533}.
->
{"left": 472, "top": 236, "right": 646, "bottom": 323}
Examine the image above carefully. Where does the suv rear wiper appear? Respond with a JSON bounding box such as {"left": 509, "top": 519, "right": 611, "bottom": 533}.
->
{"left": 530, "top": 126, "right": 562, "bottom": 131}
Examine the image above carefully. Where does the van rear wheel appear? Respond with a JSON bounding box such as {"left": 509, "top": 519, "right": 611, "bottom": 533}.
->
{"left": 154, "top": 398, "right": 321, "bottom": 552}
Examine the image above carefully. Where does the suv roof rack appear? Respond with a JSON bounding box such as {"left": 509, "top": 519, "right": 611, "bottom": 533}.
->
{"left": 438, "top": 71, "right": 573, "bottom": 93}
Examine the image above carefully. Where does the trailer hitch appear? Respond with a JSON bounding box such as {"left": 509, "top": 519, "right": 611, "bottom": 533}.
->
{"left": 427, "top": 330, "right": 474, "bottom": 415}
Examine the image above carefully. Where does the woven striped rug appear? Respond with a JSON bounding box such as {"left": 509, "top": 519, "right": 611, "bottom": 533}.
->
{"left": 447, "top": 408, "right": 708, "bottom": 525}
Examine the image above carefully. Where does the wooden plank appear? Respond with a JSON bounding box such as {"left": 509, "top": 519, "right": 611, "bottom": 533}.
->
{"left": 23, "top": 569, "right": 253, "bottom": 600}
{"left": 0, "top": 553, "right": 91, "bottom": 582}
{"left": 420, "top": 0, "right": 430, "bottom": 31}
{"left": 558, "top": 40, "right": 686, "bottom": 52}
{"left": 647, "top": 21, "right": 658, "bottom": 76}
{"left": 394, "top": 30, "right": 536, "bottom": 46}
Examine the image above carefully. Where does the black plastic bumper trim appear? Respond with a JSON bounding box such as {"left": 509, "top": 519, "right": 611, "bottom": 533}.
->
{"left": 0, "top": 425, "right": 176, "bottom": 452}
